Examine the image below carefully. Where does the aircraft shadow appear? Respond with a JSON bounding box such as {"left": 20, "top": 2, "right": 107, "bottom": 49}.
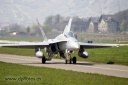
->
{"left": 18, "top": 62, "right": 64, "bottom": 64}
{"left": 75, "top": 62, "right": 94, "bottom": 66}
{"left": 19, "top": 62, "right": 94, "bottom": 66}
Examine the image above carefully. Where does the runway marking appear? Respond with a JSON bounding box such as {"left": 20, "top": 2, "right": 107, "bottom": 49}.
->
{"left": 0, "top": 56, "right": 128, "bottom": 73}
{"left": 74, "top": 65, "right": 128, "bottom": 72}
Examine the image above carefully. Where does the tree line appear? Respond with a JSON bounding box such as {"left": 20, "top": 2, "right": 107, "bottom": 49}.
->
{"left": 1, "top": 9, "right": 128, "bottom": 36}
{"left": 114, "top": 9, "right": 128, "bottom": 32}
{"left": 43, "top": 9, "right": 128, "bottom": 33}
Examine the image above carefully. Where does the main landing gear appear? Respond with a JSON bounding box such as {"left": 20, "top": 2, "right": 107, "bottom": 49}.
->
{"left": 42, "top": 56, "right": 46, "bottom": 64}
{"left": 41, "top": 49, "right": 77, "bottom": 64}
{"left": 42, "top": 55, "right": 76, "bottom": 64}
{"left": 41, "top": 52, "right": 53, "bottom": 64}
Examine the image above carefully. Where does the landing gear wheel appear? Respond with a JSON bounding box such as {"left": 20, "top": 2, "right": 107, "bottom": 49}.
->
{"left": 65, "top": 59, "right": 68, "bottom": 64}
{"left": 69, "top": 58, "right": 72, "bottom": 64}
{"left": 42, "top": 56, "right": 46, "bottom": 64}
{"left": 72, "top": 56, "right": 76, "bottom": 64}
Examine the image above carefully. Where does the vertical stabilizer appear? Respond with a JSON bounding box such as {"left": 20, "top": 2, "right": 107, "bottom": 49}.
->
{"left": 63, "top": 18, "right": 72, "bottom": 34}
{"left": 36, "top": 19, "right": 48, "bottom": 41}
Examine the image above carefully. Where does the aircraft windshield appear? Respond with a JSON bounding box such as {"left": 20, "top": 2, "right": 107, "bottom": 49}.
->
{"left": 66, "top": 32, "right": 75, "bottom": 37}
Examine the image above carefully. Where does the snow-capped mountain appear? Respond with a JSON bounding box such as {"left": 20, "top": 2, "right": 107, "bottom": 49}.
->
{"left": 0, "top": 0, "right": 128, "bottom": 25}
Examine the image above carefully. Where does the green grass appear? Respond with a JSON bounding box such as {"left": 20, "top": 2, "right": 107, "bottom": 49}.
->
{"left": 72, "top": 46, "right": 128, "bottom": 65}
{"left": 0, "top": 35, "right": 43, "bottom": 42}
{"left": 76, "top": 32, "right": 128, "bottom": 43}
{"left": 0, "top": 61, "right": 128, "bottom": 85}
{"left": 0, "top": 46, "right": 128, "bottom": 65}
{"left": 0, "top": 47, "right": 34, "bottom": 56}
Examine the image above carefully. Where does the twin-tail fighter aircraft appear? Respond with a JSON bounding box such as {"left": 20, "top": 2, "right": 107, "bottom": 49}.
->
{"left": 0, "top": 18, "right": 119, "bottom": 64}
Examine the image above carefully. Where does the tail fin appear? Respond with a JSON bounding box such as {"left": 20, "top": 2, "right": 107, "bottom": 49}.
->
{"left": 63, "top": 18, "right": 72, "bottom": 34}
{"left": 36, "top": 19, "right": 48, "bottom": 41}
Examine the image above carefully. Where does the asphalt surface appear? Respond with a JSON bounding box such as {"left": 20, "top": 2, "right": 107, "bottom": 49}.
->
{"left": 0, "top": 54, "right": 128, "bottom": 78}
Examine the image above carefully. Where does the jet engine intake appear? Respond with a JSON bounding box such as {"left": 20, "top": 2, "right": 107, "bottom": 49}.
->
{"left": 46, "top": 44, "right": 60, "bottom": 53}
{"left": 50, "top": 45, "right": 57, "bottom": 52}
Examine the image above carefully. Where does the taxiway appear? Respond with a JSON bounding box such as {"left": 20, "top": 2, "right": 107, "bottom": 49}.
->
{"left": 0, "top": 54, "right": 128, "bottom": 78}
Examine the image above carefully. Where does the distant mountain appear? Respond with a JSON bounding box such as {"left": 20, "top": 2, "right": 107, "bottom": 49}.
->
{"left": 0, "top": 0, "right": 128, "bottom": 25}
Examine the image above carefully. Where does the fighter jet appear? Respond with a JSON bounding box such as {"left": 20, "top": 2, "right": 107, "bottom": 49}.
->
{"left": 0, "top": 18, "right": 118, "bottom": 64}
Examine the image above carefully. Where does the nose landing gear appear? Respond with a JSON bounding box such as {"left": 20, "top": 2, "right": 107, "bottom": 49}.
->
{"left": 65, "top": 56, "right": 77, "bottom": 64}
{"left": 65, "top": 49, "right": 77, "bottom": 64}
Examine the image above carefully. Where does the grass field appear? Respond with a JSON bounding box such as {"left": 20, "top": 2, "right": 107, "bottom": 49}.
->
{"left": 0, "top": 61, "right": 128, "bottom": 85}
{"left": 76, "top": 33, "right": 128, "bottom": 43}
{"left": 0, "top": 46, "right": 128, "bottom": 65}
{"left": 72, "top": 46, "right": 128, "bottom": 65}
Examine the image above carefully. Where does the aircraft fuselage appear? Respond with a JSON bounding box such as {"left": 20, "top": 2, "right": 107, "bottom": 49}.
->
{"left": 55, "top": 33, "right": 80, "bottom": 51}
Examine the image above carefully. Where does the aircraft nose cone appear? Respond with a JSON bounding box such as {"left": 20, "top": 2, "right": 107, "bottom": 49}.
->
{"left": 67, "top": 40, "right": 80, "bottom": 50}
{"left": 74, "top": 43, "right": 80, "bottom": 49}
{"left": 75, "top": 44, "right": 80, "bottom": 49}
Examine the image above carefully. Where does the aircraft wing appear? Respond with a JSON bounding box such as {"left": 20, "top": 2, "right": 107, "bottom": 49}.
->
{"left": 0, "top": 40, "right": 67, "bottom": 48}
{"left": 0, "top": 41, "right": 49, "bottom": 48}
{"left": 79, "top": 42, "right": 118, "bottom": 48}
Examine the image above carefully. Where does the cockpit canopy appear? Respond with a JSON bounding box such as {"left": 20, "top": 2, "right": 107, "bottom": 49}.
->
{"left": 65, "top": 31, "right": 75, "bottom": 38}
